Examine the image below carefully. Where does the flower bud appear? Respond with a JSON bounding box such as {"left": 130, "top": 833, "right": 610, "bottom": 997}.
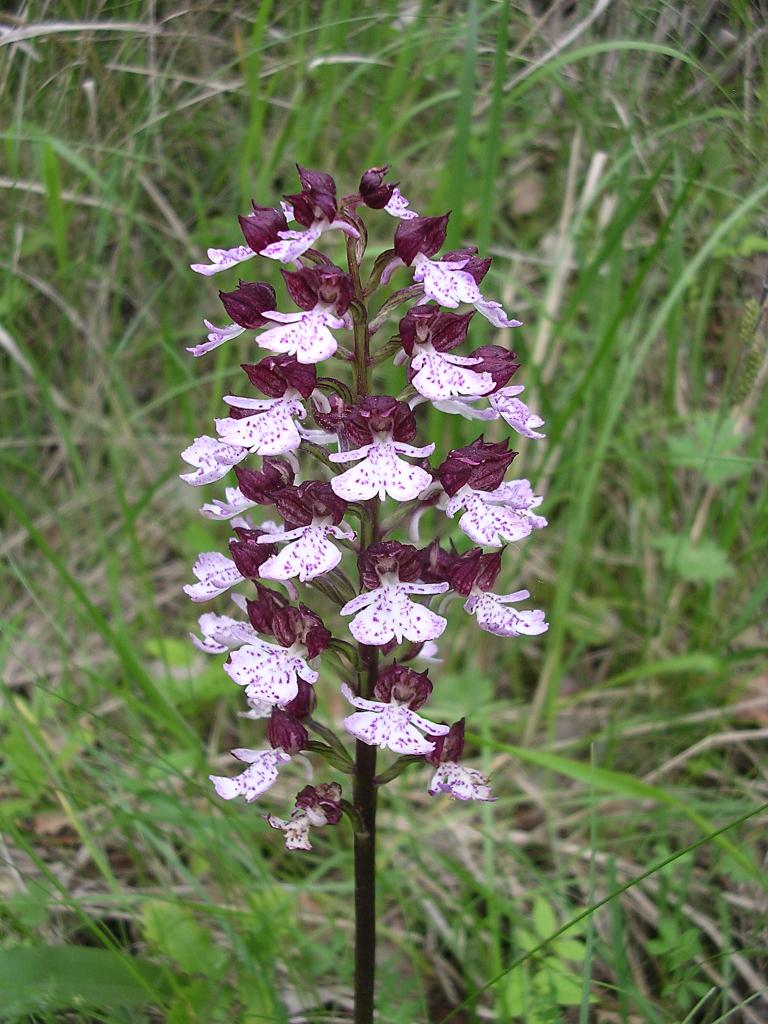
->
{"left": 285, "top": 165, "right": 338, "bottom": 226}
{"left": 267, "top": 708, "right": 309, "bottom": 755}
{"left": 219, "top": 280, "right": 277, "bottom": 329}
{"left": 374, "top": 663, "right": 432, "bottom": 710}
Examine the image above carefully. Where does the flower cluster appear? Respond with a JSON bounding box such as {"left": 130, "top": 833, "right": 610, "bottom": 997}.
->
{"left": 184, "top": 165, "right": 547, "bottom": 850}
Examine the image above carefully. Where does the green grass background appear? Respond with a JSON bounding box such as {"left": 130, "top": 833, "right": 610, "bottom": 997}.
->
{"left": 1, "top": 1, "right": 767, "bottom": 1021}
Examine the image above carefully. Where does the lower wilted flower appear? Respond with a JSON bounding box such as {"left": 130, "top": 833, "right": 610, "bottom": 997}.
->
{"left": 265, "top": 782, "right": 343, "bottom": 850}
{"left": 341, "top": 681, "right": 448, "bottom": 754}
{"left": 425, "top": 720, "right": 495, "bottom": 801}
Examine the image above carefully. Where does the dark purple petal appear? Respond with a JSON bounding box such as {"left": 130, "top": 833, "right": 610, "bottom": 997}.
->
{"left": 219, "top": 280, "right": 277, "bottom": 329}
{"left": 470, "top": 345, "right": 520, "bottom": 392}
{"left": 229, "top": 528, "right": 278, "bottom": 579}
{"left": 394, "top": 213, "right": 450, "bottom": 265}
{"left": 344, "top": 396, "right": 417, "bottom": 446}
{"left": 267, "top": 708, "right": 309, "bottom": 755}
{"left": 274, "top": 481, "right": 347, "bottom": 528}
{"left": 418, "top": 539, "right": 460, "bottom": 584}
{"left": 426, "top": 718, "right": 465, "bottom": 766}
{"left": 281, "top": 266, "right": 354, "bottom": 315}
{"left": 374, "top": 662, "right": 432, "bottom": 710}
{"left": 399, "top": 306, "right": 475, "bottom": 355}
{"left": 246, "top": 584, "right": 289, "bottom": 634}
{"left": 239, "top": 203, "right": 288, "bottom": 252}
{"left": 242, "top": 354, "right": 317, "bottom": 399}
{"left": 272, "top": 604, "right": 331, "bottom": 657}
{"left": 447, "top": 549, "right": 502, "bottom": 596}
{"left": 282, "top": 678, "right": 317, "bottom": 719}
{"left": 359, "top": 166, "right": 395, "bottom": 209}
{"left": 235, "top": 458, "right": 296, "bottom": 503}
{"left": 437, "top": 437, "right": 518, "bottom": 496}
{"left": 359, "top": 541, "right": 422, "bottom": 590}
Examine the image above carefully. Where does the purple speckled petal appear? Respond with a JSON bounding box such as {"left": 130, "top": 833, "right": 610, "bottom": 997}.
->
{"left": 344, "top": 585, "right": 447, "bottom": 645}
{"left": 490, "top": 388, "right": 546, "bottom": 439}
{"left": 209, "top": 749, "right": 289, "bottom": 802}
{"left": 260, "top": 223, "right": 324, "bottom": 264}
{"left": 474, "top": 298, "right": 522, "bottom": 329}
{"left": 183, "top": 551, "right": 243, "bottom": 602}
{"left": 411, "top": 349, "right": 494, "bottom": 401}
{"left": 200, "top": 486, "right": 257, "bottom": 521}
{"left": 216, "top": 399, "right": 306, "bottom": 455}
{"left": 330, "top": 443, "right": 432, "bottom": 502}
{"left": 190, "top": 610, "right": 252, "bottom": 654}
{"left": 180, "top": 436, "right": 248, "bottom": 486}
{"left": 224, "top": 641, "right": 317, "bottom": 705}
{"left": 257, "top": 308, "right": 341, "bottom": 364}
{"left": 430, "top": 397, "right": 500, "bottom": 421}
{"left": 187, "top": 320, "right": 246, "bottom": 358}
{"left": 413, "top": 253, "right": 480, "bottom": 307}
{"left": 343, "top": 705, "right": 436, "bottom": 755}
{"left": 467, "top": 592, "right": 549, "bottom": 637}
{"left": 384, "top": 187, "right": 418, "bottom": 220}
{"left": 259, "top": 526, "right": 343, "bottom": 582}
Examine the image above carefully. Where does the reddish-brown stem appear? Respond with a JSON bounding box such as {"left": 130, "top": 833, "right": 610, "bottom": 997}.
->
{"left": 346, "top": 230, "right": 379, "bottom": 1024}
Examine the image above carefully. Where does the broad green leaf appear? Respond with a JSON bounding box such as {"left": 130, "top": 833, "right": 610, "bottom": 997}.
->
{"left": 653, "top": 533, "right": 734, "bottom": 584}
{"left": 0, "top": 946, "right": 169, "bottom": 1016}
{"left": 667, "top": 411, "right": 750, "bottom": 485}
{"left": 142, "top": 901, "right": 224, "bottom": 975}
{"left": 532, "top": 896, "right": 558, "bottom": 939}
